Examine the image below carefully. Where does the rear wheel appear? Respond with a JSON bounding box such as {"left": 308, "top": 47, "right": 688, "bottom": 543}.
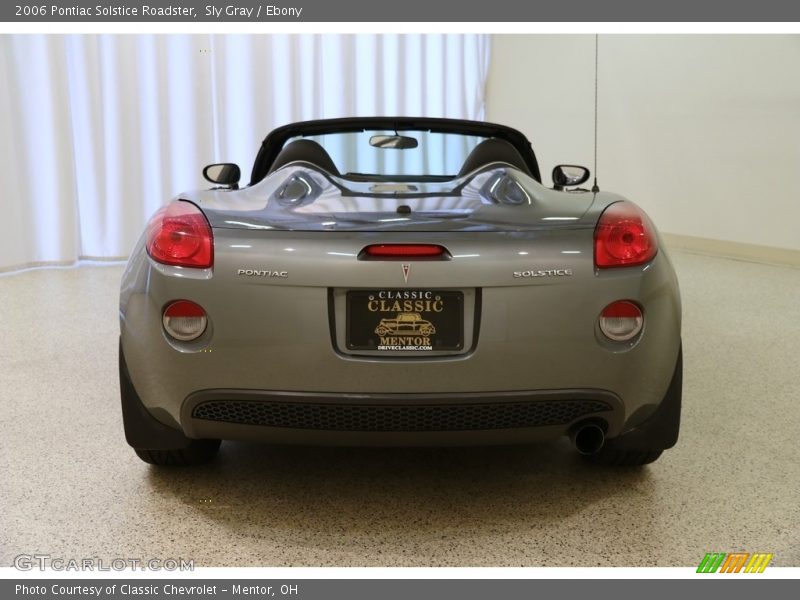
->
{"left": 586, "top": 447, "right": 663, "bottom": 466}
{"left": 585, "top": 344, "right": 682, "bottom": 467}
{"left": 120, "top": 339, "right": 221, "bottom": 467}
{"left": 134, "top": 440, "right": 221, "bottom": 466}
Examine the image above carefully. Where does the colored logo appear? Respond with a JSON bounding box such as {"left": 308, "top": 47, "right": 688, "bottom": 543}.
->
{"left": 697, "top": 552, "right": 773, "bottom": 573}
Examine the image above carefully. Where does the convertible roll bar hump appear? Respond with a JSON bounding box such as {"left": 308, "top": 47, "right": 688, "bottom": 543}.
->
{"left": 249, "top": 117, "right": 542, "bottom": 185}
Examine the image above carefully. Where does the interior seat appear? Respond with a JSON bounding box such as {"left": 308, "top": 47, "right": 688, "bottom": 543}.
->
{"left": 458, "top": 138, "right": 531, "bottom": 177}
{"left": 268, "top": 139, "right": 340, "bottom": 175}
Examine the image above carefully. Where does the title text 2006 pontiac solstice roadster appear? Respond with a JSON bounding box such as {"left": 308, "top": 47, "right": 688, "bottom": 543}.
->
{"left": 119, "top": 117, "right": 682, "bottom": 467}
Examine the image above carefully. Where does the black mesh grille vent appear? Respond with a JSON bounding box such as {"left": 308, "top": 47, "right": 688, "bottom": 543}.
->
{"left": 191, "top": 399, "right": 612, "bottom": 432}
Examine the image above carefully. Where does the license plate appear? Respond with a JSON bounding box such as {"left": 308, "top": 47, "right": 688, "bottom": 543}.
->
{"left": 346, "top": 290, "right": 464, "bottom": 352}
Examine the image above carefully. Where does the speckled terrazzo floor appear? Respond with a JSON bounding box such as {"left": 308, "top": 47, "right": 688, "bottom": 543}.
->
{"left": 1, "top": 250, "right": 798, "bottom": 567}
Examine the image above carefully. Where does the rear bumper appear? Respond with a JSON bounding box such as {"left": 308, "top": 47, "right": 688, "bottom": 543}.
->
{"left": 179, "top": 388, "right": 624, "bottom": 446}
{"left": 119, "top": 231, "right": 682, "bottom": 439}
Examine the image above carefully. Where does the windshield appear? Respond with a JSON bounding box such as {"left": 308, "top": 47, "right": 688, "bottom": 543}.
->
{"left": 285, "top": 130, "right": 487, "bottom": 180}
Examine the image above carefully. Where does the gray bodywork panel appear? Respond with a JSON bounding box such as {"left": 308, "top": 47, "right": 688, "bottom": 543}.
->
{"left": 119, "top": 163, "right": 682, "bottom": 444}
{"left": 184, "top": 165, "right": 603, "bottom": 233}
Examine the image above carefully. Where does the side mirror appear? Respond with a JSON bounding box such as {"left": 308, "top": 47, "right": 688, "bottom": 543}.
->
{"left": 203, "top": 163, "right": 241, "bottom": 188}
{"left": 552, "top": 165, "right": 590, "bottom": 191}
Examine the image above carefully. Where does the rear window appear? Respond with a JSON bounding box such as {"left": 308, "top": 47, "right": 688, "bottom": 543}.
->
{"left": 285, "top": 130, "right": 487, "bottom": 180}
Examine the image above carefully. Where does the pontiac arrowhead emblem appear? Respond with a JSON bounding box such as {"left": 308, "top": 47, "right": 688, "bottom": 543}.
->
{"left": 401, "top": 263, "right": 410, "bottom": 283}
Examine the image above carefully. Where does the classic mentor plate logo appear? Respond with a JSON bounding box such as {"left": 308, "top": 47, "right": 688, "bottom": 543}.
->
{"left": 346, "top": 290, "right": 463, "bottom": 352}
{"left": 370, "top": 291, "right": 442, "bottom": 350}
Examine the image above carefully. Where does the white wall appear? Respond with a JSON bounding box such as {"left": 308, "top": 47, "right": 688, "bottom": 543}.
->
{"left": 486, "top": 35, "right": 800, "bottom": 251}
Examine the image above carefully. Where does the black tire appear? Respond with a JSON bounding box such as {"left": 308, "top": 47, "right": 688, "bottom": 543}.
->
{"left": 121, "top": 339, "right": 221, "bottom": 466}
{"left": 585, "top": 344, "right": 682, "bottom": 467}
{"left": 586, "top": 447, "right": 663, "bottom": 466}
{"left": 134, "top": 440, "right": 221, "bottom": 466}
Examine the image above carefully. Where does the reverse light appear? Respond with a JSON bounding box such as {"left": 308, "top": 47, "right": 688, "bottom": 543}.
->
{"left": 162, "top": 300, "right": 208, "bottom": 341}
{"left": 599, "top": 300, "right": 643, "bottom": 342}
{"left": 146, "top": 201, "right": 213, "bottom": 268}
{"left": 362, "top": 244, "right": 447, "bottom": 259}
{"left": 594, "top": 202, "right": 657, "bottom": 268}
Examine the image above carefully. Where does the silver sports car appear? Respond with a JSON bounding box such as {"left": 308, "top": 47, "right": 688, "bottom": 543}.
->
{"left": 119, "top": 117, "right": 682, "bottom": 467}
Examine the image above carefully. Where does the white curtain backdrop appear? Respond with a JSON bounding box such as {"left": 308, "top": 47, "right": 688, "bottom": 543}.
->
{"left": 0, "top": 34, "right": 491, "bottom": 271}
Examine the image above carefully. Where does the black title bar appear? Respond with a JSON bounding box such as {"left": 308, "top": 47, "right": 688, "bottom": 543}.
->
{"left": 3, "top": 579, "right": 795, "bottom": 600}
{"left": 4, "top": 0, "right": 800, "bottom": 22}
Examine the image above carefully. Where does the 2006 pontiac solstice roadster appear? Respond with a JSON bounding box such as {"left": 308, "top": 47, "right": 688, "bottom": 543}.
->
{"left": 119, "top": 117, "right": 682, "bottom": 466}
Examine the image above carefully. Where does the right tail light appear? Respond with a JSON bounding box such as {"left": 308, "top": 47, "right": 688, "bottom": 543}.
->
{"left": 594, "top": 201, "right": 657, "bottom": 268}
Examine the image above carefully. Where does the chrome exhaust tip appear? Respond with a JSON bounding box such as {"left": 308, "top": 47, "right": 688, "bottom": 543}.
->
{"left": 570, "top": 422, "right": 606, "bottom": 455}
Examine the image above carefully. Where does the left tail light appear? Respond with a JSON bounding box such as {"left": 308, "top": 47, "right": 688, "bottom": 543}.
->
{"left": 594, "top": 201, "right": 657, "bottom": 268}
{"left": 146, "top": 201, "right": 213, "bottom": 268}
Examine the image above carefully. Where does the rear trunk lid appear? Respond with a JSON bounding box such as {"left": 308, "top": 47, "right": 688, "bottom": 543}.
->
{"left": 186, "top": 165, "right": 600, "bottom": 233}
{"left": 176, "top": 165, "right": 612, "bottom": 359}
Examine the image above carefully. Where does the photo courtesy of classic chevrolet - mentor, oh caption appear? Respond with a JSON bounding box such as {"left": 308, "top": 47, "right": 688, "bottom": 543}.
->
{"left": 119, "top": 117, "right": 682, "bottom": 467}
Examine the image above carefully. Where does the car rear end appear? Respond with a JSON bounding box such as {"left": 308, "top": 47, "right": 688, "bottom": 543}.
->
{"left": 119, "top": 171, "right": 681, "bottom": 455}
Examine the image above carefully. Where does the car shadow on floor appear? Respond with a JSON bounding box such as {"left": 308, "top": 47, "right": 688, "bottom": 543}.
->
{"left": 144, "top": 440, "right": 659, "bottom": 548}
